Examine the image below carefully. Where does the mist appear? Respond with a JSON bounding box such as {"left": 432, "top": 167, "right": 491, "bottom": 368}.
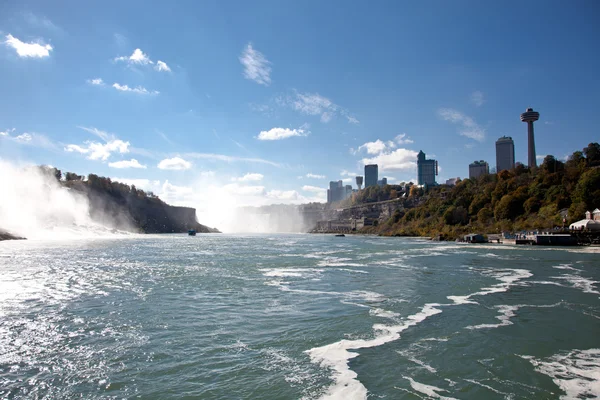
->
{"left": 0, "top": 160, "right": 128, "bottom": 240}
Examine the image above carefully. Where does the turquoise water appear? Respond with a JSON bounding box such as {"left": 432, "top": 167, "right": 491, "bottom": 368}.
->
{"left": 0, "top": 234, "right": 599, "bottom": 399}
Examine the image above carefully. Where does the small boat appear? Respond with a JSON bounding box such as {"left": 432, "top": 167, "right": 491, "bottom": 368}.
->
{"left": 188, "top": 229, "right": 196, "bottom": 236}
{"left": 335, "top": 234, "right": 345, "bottom": 237}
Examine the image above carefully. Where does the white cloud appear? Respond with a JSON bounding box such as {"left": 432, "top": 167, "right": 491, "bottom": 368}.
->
{"left": 108, "top": 159, "right": 147, "bottom": 169}
{"left": 87, "top": 78, "right": 104, "bottom": 86}
{"left": 14, "top": 133, "right": 32, "bottom": 142}
{"left": 302, "top": 185, "right": 325, "bottom": 193}
{"left": 185, "top": 152, "right": 281, "bottom": 167}
{"left": 155, "top": 60, "right": 171, "bottom": 72}
{"left": 112, "top": 83, "right": 159, "bottom": 95}
{"left": 340, "top": 170, "right": 358, "bottom": 177}
{"left": 162, "top": 180, "right": 193, "bottom": 196}
{"left": 239, "top": 43, "right": 271, "bottom": 86}
{"left": 232, "top": 173, "right": 264, "bottom": 182}
{"left": 394, "top": 133, "right": 414, "bottom": 145}
{"left": 306, "top": 173, "right": 325, "bottom": 179}
{"left": 115, "top": 48, "right": 153, "bottom": 65}
{"left": 536, "top": 154, "right": 547, "bottom": 161}
{"left": 358, "top": 139, "right": 391, "bottom": 155}
{"left": 362, "top": 148, "right": 419, "bottom": 172}
{"left": 65, "top": 139, "right": 130, "bottom": 161}
{"left": 470, "top": 91, "right": 485, "bottom": 107}
{"left": 438, "top": 108, "right": 486, "bottom": 142}
{"left": 341, "top": 178, "right": 353, "bottom": 183}
{"left": 157, "top": 157, "right": 192, "bottom": 170}
{"left": 0, "top": 128, "right": 13, "bottom": 136}
{"left": 257, "top": 127, "right": 308, "bottom": 141}
{"left": 5, "top": 34, "right": 52, "bottom": 58}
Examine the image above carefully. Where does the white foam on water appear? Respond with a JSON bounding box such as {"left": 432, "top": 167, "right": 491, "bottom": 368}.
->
{"left": 260, "top": 268, "right": 324, "bottom": 279}
{"left": 466, "top": 305, "right": 519, "bottom": 330}
{"left": 422, "top": 338, "right": 449, "bottom": 342}
{"left": 306, "top": 303, "right": 442, "bottom": 399}
{"left": 403, "top": 377, "right": 457, "bottom": 400}
{"left": 467, "top": 303, "right": 562, "bottom": 330}
{"left": 552, "top": 263, "right": 579, "bottom": 271}
{"left": 444, "top": 378, "right": 457, "bottom": 387}
{"left": 464, "top": 378, "right": 510, "bottom": 396}
{"left": 335, "top": 268, "right": 368, "bottom": 274}
{"left": 521, "top": 348, "right": 600, "bottom": 399}
{"left": 552, "top": 274, "right": 600, "bottom": 295}
{"left": 405, "top": 355, "right": 437, "bottom": 374}
{"left": 447, "top": 268, "right": 532, "bottom": 305}
{"left": 370, "top": 308, "right": 400, "bottom": 319}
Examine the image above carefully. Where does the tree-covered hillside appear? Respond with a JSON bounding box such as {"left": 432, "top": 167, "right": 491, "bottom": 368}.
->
{"left": 367, "top": 143, "right": 600, "bottom": 239}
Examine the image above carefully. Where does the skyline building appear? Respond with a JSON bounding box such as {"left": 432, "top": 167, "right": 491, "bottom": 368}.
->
{"left": 377, "top": 177, "right": 388, "bottom": 186}
{"left": 469, "top": 160, "right": 489, "bottom": 179}
{"left": 365, "top": 164, "right": 378, "bottom": 187}
{"left": 495, "top": 136, "right": 515, "bottom": 172}
{"left": 417, "top": 150, "right": 438, "bottom": 186}
{"left": 327, "top": 180, "right": 353, "bottom": 203}
{"left": 520, "top": 107, "right": 540, "bottom": 168}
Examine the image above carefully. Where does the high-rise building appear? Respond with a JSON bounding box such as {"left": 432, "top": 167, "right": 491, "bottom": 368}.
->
{"left": 327, "top": 180, "right": 353, "bottom": 203}
{"left": 469, "top": 160, "right": 489, "bottom": 179}
{"left": 520, "top": 107, "right": 540, "bottom": 168}
{"left": 364, "top": 164, "right": 378, "bottom": 188}
{"left": 495, "top": 136, "right": 515, "bottom": 172}
{"left": 417, "top": 151, "right": 438, "bottom": 186}
{"left": 377, "top": 178, "right": 388, "bottom": 186}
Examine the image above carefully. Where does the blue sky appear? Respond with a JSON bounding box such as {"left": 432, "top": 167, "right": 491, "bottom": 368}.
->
{"left": 1, "top": 0, "right": 599, "bottom": 219}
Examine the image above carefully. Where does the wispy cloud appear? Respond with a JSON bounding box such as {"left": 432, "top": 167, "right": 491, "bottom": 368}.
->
{"left": 257, "top": 127, "right": 308, "bottom": 141}
{"left": 4, "top": 34, "right": 52, "bottom": 58}
{"left": 306, "top": 173, "right": 325, "bottom": 179}
{"left": 470, "top": 91, "right": 485, "bottom": 107}
{"left": 239, "top": 43, "right": 271, "bottom": 86}
{"left": 394, "top": 133, "right": 414, "bottom": 145}
{"left": 0, "top": 130, "right": 58, "bottom": 150}
{"left": 157, "top": 157, "right": 192, "bottom": 170}
{"left": 155, "top": 60, "right": 171, "bottom": 72}
{"left": 278, "top": 91, "right": 358, "bottom": 124}
{"left": 108, "top": 159, "right": 147, "bottom": 169}
{"left": 231, "top": 173, "right": 264, "bottom": 182}
{"left": 112, "top": 83, "right": 159, "bottom": 95}
{"left": 157, "top": 130, "right": 175, "bottom": 145}
{"left": 185, "top": 152, "right": 281, "bottom": 168}
{"left": 340, "top": 170, "right": 358, "bottom": 177}
{"left": 438, "top": 108, "right": 486, "bottom": 142}
{"left": 23, "top": 13, "right": 62, "bottom": 33}
{"left": 87, "top": 78, "right": 104, "bottom": 86}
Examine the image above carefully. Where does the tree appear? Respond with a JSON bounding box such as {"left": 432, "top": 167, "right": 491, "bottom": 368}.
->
{"left": 583, "top": 142, "right": 600, "bottom": 166}
{"left": 494, "top": 194, "right": 523, "bottom": 221}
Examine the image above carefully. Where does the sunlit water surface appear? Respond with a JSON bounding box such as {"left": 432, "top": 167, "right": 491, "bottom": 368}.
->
{"left": 1, "top": 234, "right": 599, "bottom": 399}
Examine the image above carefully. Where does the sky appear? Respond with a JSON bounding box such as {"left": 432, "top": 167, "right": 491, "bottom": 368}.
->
{"left": 1, "top": 0, "right": 599, "bottom": 222}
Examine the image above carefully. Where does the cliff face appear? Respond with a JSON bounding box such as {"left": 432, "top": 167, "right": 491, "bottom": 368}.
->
{"left": 65, "top": 178, "right": 219, "bottom": 234}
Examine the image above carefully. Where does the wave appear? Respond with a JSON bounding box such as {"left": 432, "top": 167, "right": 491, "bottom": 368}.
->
{"left": 402, "top": 377, "right": 457, "bottom": 400}
{"left": 303, "top": 267, "right": 533, "bottom": 399}
{"left": 521, "top": 348, "right": 600, "bottom": 399}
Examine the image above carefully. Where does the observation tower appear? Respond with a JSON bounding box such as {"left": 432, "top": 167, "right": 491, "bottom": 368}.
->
{"left": 520, "top": 107, "right": 540, "bottom": 168}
